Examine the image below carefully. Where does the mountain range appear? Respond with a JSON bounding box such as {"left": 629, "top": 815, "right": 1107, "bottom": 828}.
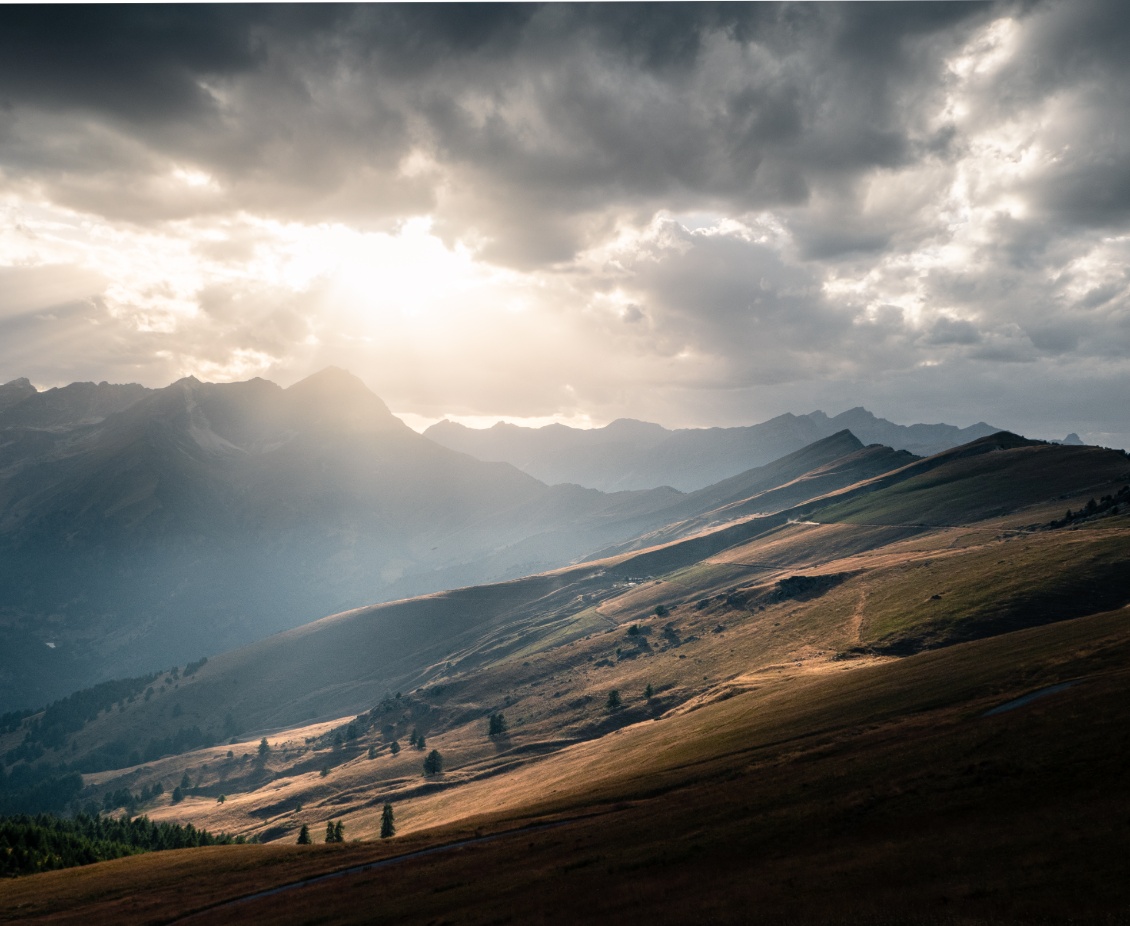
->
{"left": 424, "top": 408, "right": 1001, "bottom": 491}
{"left": 0, "top": 371, "right": 1002, "bottom": 710}
{"left": 0, "top": 369, "right": 684, "bottom": 708}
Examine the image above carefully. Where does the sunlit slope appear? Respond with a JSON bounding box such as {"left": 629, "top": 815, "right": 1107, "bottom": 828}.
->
{"left": 59, "top": 565, "right": 616, "bottom": 750}
{"left": 5, "top": 605, "right": 1129, "bottom": 925}
{"left": 4, "top": 435, "right": 1126, "bottom": 923}
{"left": 17, "top": 430, "right": 924, "bottom": 763}
{"left": 1, "top": 431, "right": 1122, "bottom": 851}
{"left": 36, "top": 433, "right": 1129, "bottom": 779}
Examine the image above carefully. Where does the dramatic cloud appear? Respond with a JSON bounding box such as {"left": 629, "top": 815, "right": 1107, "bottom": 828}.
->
{"left": 0, "top": 1, "right": 1127, "bottom": 447}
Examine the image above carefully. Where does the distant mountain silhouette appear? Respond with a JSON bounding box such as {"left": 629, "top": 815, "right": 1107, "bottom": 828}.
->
{"left": 0, "top": 377, "right": 37, "bottom": 412}
{"left": 425, "top": 408, "right": 999, "bottom": 492}
{"left": 0, "top": 379, "right": 150, "bottom": 430}
{"left": 0, "top": 370, "right": 684, "bottom": 709}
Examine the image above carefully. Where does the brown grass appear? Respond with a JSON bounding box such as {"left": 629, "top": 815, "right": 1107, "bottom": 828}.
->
{"left": 7, "top": 606, "right": 1130, "bottom": 925}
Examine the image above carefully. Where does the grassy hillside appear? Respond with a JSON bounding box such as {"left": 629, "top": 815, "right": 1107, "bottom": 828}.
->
{"left": 814, "top": 437, "right": 1130, "bottom": 527}
{"left": 1, "top": 435, "right": 1128, "bottom": 923}
{"left": 3, "top": 605, "right": 1128, "bottom": 923}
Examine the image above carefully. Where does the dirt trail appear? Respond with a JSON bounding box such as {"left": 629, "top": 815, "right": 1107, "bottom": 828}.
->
{"left": 847, "top": 586, "right": 868, "bottom": 644}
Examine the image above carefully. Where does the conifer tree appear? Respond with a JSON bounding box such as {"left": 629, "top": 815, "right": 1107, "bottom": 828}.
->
{"left": 380, "top": 803, "right": 395, "bottom": 839}
{"left": 297, "top": 824, "right": 311, "bottom": 845}
{"left": 423, "top": 749, "right": 443, "bottom": 776}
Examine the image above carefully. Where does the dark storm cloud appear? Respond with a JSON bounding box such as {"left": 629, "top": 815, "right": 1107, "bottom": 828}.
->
{"left": 0, "top": 6, "right": 267, "bottom": 122}
{"left": 0, "top": 3, "right": 994, "bottom": 246}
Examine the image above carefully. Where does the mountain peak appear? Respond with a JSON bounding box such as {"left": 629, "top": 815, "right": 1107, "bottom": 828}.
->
{"left": 830, "top": 407, "right": 878, "bottom": 425}
{"left": 0, "top": 376, "right": 39, "bottom": 413}
{"left": 604, "top": 418, "right": 668, "bottom": 435}
{"left": 286, "top": 367, "right": 406, "bottom": 434}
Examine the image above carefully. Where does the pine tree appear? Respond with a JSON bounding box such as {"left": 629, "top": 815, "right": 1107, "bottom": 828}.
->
{"left": 334, "top": 820, "right": 345, "bottom": 842}
{"left": 258, "top": 737, "right": 270, "bottom": 758}
{"left": 390, "top": 740, "right": 401, "bottom": 755}
{"left": 325, "top": 820, "right": 339, "bottom": 843}
{"left": 380, "top": 803, "right": 395, "bottom": 839}
{"left": 488, "top": 712, "right": 508, "bottom": 736}
{"left": 297, "top": 824, "right": 311, "bottom": 845}
{"left": 644, "top": 683, "right": 654, "bottom": 700}
{"left": 423, "top": 749, "right": 443, "bottom": 776}
{"left": 607, "top": 689, "right": 622, "bottom": 710}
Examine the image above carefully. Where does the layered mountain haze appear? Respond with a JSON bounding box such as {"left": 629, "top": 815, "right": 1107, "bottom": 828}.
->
{"left": 2, "top": 369, "right": 1017, "bottom": 711}
{"left": 0, "top": 369, "right": 690, "bottom": 709}
{"left": 3, "top": 426, "right": 1127, "bottom": 874}
{"left": 425, "top": 408, "right": 999, "bottom": 492}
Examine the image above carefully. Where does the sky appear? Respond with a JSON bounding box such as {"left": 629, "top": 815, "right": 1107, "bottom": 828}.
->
{"left": 0, "top": 2, "right": 1128, "bottom": 447}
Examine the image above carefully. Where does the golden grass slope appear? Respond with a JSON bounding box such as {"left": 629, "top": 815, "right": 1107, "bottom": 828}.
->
{"left": 4, "top": 602, "right": 1129, "bottom": 924}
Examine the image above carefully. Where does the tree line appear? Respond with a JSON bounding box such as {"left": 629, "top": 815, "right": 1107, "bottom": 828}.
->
{"left": 0, "top": 812, "right": 244, "bottom": 878}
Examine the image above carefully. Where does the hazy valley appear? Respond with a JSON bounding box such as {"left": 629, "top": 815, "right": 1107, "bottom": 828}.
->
{"left": 0, "top": 371, "right": 986, "bottom": 710}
